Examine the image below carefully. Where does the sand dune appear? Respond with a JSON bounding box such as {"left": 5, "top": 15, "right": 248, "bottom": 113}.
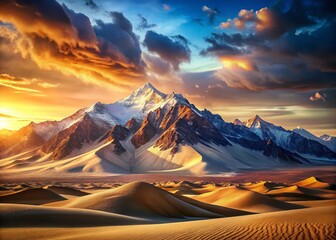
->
{"left": 294, "top": 176, "right": 335, "bottom": 190}
{"left": 266, "top": 185, "right": 335, "bottom": 201}
{"left": 243, "top": 181, "right": 288, "bottom": 193}
{"left": 287, "top": 199, "right": 336, "bottom": 208}
{"left": 47, "top": 181, "right": 226, "bottom": 219}
{"left": 1, "top": 176, "right": 335, "bottom": 240}
{"left": 45, "top": 186, "right": 88, "bottom": 198}
{"left": 0, "top": 203, "right": 150, "bottom": 227}
{"left": 0, "top": 190, "right": 16, "bottom": 197}
{"left": 157, "top": 180, "right": 217, "bottom": 195}
{"left": 2, "top": 206, "right": 335, "bottom": 240}
{"left": 193, "top": 185, "right": 304, "bottom": 213}
{"left": 0, "top": 188, "right": 66, "bottom": 205}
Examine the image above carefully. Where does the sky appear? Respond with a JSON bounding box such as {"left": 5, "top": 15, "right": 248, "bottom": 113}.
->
{"left": 0, "top": 0, "right": 335, "bottom": 136}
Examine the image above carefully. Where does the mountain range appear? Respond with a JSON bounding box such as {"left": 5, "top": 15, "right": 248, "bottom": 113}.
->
{"left": 0, "top": 83, "right": 335, "bottom": 175}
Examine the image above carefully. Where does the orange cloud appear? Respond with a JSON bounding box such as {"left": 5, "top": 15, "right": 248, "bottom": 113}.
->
{"left": 0, "top": 73, "right": 59, "bottom": 93}
{"left": 310, "top": 92, "right": 327, "bottom": 102}
{"left": 0, "top": 0, "right": 97, "bottom": 49}
{"left": 219, "top": 21, "right": 231, "bottom": 29}
{"left": 0, "top": 0, "right": 144, "bottom": 92}
{"left": 219, "top": 8, "right": 285, "bottom": 38}
{"left": 220, "top": 57, "right": 255, "bottom": 71}
{"left": 238, "top": 9, "right": 255, "bottom": 21}
{"left": 233, "top": 18, "right": 245, "bottom": 30}
{"left": 255, "top": 8, "right": 281, "bottom": 37}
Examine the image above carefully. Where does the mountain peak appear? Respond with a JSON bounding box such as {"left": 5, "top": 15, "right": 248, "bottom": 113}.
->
{"left": 233, "top": 119, "right": 243, "bottom": 126}
{"left": 293, "top": 126, "right": 319, "bottom": 140}
{"left": 254, "top": 114, "right": 261, "bottom": 120}
{"left": 143, "top": 81, "right": 155, "bottom": 89}
{"left": 245, "top": 114, "right": 264, "bottom": 128}
{"left": 136, "top": 82, "right": 166, "bottom": 98}
{"left": 320, "top": 134, "right": 333, "bottom": 141}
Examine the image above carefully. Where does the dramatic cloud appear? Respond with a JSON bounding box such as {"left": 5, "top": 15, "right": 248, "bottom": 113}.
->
{"left": 0, "top": 0, "right": 144, "bottom": 90}
{"left": 203, "top": 0, "right": 336, "bottom": 91}
{"left": 94, "top": 11, "right": 142, "bottom": 65}
{"left": 219, "top": 2, "right": 315, "bottom": 39}
{"left": 143, "top": 31, "right": 190, "bottom": 70}
{"left": 202, "top": 6, "right": 219, "bottom": 24}
{"left": 310, "top": 92, "right": 327, "bottom": 102}
{"left": 142, "top": 52, "right": 181, "bottom": 83}
{"left": 219, "top": 9, "right": 255, "bottom": 30}
{"left": 201, "top": 32, "right": 265, "bottom": 57}
{"left": 136, "top": 14, "right": 157, "bottom": 31}
{"left": 142, "top": 53, "right": 171, "bottom": 75}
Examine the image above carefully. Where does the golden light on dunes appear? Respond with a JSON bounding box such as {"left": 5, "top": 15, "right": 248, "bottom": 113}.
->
{"left": 220, "top": 57, "right": 254, "bottom": 71}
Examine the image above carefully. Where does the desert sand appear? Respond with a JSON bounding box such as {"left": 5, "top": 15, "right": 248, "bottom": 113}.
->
{"left": 0, "top": 175, "right": 335, "bottom": 240}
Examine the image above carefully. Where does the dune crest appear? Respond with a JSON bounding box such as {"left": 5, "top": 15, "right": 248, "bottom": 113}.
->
{"left": 193, "top": 185, "right": 304, "bottom": 213}
{"left": 294, "top": 176, "right": 335, "bottom": 189}
{"left": 47, "top": 181, "right": 229, "bottom": 219}
{"left": 0, "top": 188, "right": 66, "bottom": 205}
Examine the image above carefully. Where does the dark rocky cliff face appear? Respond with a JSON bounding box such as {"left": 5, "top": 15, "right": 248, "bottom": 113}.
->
{"left": 132, "top": 104, "right": 230, "bottom": 154}
{"left": 124, "top": 118, "right": 140, "bottom": 133}
{"left": 285, "top": 132, "right": 336, "bottom": 158}
{"left": 131, "top": 114, "right": 157, "bottom": 149}
{"left": 99, "top": 125, "right": 131, "bottom": 155}
{"left": 42, "top": 115, "right": 108, "bottom": 160}
{"left": 263, "top": 140, "right": 310, "bottom": 164}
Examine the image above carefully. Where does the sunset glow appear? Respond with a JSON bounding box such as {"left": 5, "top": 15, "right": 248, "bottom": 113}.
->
{"left": 0, "top": 0, "right": 334, "bottom": 136}
{"left": 0, "top": 2, "right": 335, "bottom": 239}
{"left": 221, "top": 58, "right": 254, "bottom": 71}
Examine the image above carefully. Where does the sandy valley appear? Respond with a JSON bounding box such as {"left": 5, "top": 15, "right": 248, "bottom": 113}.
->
{"left": 1, "top": 169, "right": 335, "bottom": 240}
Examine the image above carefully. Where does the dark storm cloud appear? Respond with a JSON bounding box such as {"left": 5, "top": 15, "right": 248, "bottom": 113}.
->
{"left": 143, "top": 30, "right": 190, "bottom": 70}
{"left": 94, "top": 12, "right": 142, "bottom": 65}
{"left": 203, "top": 0, "right": 336, "bottom": 92}
{"left": 254, "top": 1, "right": 315, "bottom": 39}
{"left": 63, "top": 5, "right": 97, "bottom": 44}
{"left": 136, "top": 14, "right": 157, "bottom": 31}
{"left": 200, "top": 32, "right": 267, "bottom": 57}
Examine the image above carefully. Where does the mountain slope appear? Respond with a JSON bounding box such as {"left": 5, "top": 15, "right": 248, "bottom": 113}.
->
{"left": 0, "top": 82, "right": 334, "bottom": 174}
{"left": 0, "top": 123, "right": 45, "bottom": 158}
{"left": 294, "top": 127, "right": 336, "bottom": 153}
{"left": 243, "top": 115, "right": 336, "bottom": 159}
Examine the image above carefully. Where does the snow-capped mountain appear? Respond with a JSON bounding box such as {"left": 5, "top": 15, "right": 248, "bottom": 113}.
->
{"left": 244, "top": 115, "right": 291, "bottom": 145}
{"left": 294, "top": 127, "right": 336, "bottom": 153}
{"left": 0, "top": 83, "right": 335, "bottom": 175}
{"left": 243, "top": 116, "right": 336, "bottom": 159}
